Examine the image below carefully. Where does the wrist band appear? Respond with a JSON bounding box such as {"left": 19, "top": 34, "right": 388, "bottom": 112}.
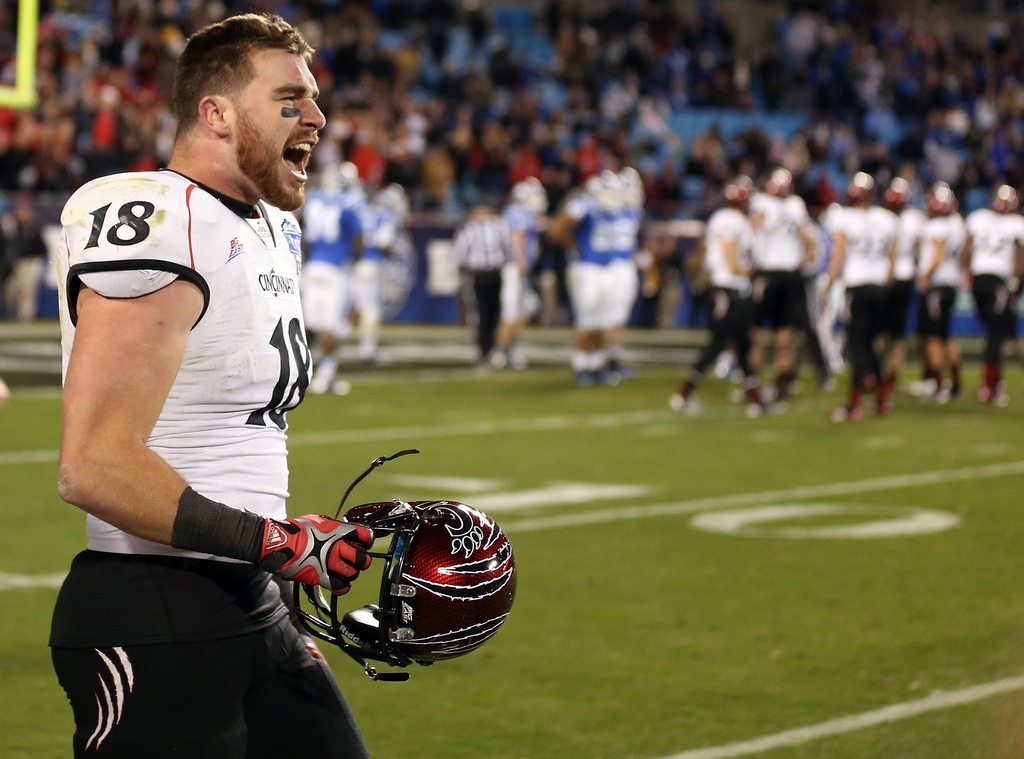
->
{"left": 171, "top": 486, "right": 265, "bottom": 564}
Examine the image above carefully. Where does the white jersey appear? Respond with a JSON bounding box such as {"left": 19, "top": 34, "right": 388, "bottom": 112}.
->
{"left": 965, "top": 208, "right": 1024, "bottom": 279}
{"left": 828, "top": 205, "right": 898, "bottom": 287}
{"left": 918, "top": 213, "right": 967, "bottom": 288}
{"left": 893, "top": 206, "right": 926, "bottom": 282}
{"left": 704, "top": 207, "right": 753, "bottom": 294}
{"left": 57, "top": 170, "right": 308, "bottom": 559}
{"left": 750, "top": 192, "right": 810, "bottom": 271}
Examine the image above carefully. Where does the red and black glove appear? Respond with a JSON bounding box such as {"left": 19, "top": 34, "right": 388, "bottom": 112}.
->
{"left": 257, "top": 515, "right": 373, "bottom": 595}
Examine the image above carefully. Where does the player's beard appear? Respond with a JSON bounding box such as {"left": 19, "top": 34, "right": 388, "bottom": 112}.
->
{"left": 236, "top": 110, "right": 305, "bottom": 211}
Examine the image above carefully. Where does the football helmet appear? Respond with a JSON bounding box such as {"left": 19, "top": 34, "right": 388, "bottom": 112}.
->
{"left": 320, "top": 161, "right": 362, "bottom": 192}
{"left": 619, "top": 166, "right": 645, "bottom": 208}
{"left": 585, "top": 169, "right": 625, "bottom": 212}
{"left": 293, "top": 453, "right": 517, "bottom": 681}
{"left": 846, "top": 172, "right": 875, "bottom": 204}
{"left": 511, "top": 176, "right": 548, "bottom": 214}
{"left": 926, "top": 182, "right": 958, "bottom": 216}
{"left": 766, "top": 167, "right": 794, "bottom": 197}
{"left": 377, "top": 183, "right": 410, "bottom": 218}
{"left": 992, "top": 184, "right": 1019, "bottom": 213}
{"left": 884, "top": 177, "right": 912, "bottom": 211}
{"left": 723, "top": 175, "right": 753, "bottom": 206}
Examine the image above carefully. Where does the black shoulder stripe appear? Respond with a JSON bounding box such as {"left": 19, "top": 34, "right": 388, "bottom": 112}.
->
{"left": 66, "top": 260, "right": 211, "bottom": 329}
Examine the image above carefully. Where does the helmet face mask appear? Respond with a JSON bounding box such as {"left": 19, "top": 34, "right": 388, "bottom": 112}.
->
{"left": 294, "top": 498, "right": 517, "bottom": 681}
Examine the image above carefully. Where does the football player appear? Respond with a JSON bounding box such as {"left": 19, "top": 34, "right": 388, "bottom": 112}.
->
{"left": 825, "top": 172, "right": 900, "bottom": 420}
{"left": 749, "top": 167, "right": 819, "bottom": 401}
{"left": 962, "top": 183, "right": 1024, "bottom": 405}
{"left": 51, "top": 14, "right": 373, "bottom": 758}
{"left": 879, "top": 177, "right": 926, "bottom": 402}
{"left": 670, "top": 176, "right": 765, "bottom": 417}
{"left": 494, "top": 176, "right": 548, "bottom": 370}
{"left": 912, "top": 182, "right": 968, "bottom": 403}
{"left": 551, "top": 169, "right": 640, "bottom": 386}
{"left": 300, "top": 160, "right": 366, "bottom": 393}
{"left": 353, "top": 183, "right": 409, "bottom": 364}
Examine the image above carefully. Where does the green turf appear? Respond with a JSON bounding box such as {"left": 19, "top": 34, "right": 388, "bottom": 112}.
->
{"left": 3, "top": 353, "right": 1024, "bottom": 758}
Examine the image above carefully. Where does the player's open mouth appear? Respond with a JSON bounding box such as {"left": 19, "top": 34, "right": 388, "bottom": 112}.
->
{"left": 283, "top": 142, "right": 313, "bottom": 179}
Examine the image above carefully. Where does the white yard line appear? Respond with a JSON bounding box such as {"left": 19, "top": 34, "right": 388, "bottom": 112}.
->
{"left": 655, "top": 675, "right": 1024, "bottom": 759}
{"left": 499, "top": 459, "right": 1024, "bottom": 532}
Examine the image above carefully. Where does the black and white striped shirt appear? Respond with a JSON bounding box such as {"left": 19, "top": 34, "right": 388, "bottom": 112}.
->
{"left": 452, "top": 213, "right": 514, "bottom": 273}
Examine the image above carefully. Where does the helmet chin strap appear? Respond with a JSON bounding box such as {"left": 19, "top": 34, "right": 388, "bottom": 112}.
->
{"left": 334, "top": 448, "right": 420, "bottom": 519}
{"left": 293, "top": 450, "right": 425, "bottom": 681}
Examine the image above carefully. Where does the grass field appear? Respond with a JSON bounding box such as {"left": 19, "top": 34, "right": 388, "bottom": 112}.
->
{"left": 3, "top": 324, "right": 1024, "bottom": 759}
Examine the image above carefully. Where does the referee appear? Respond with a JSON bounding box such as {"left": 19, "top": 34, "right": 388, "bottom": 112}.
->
{"left": 453, "top": 203, "right": 514, "bottom": 370}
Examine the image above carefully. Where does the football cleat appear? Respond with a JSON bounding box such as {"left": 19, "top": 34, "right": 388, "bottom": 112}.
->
{"left": 829, "top": 405, "right": 863, "bottom": 423}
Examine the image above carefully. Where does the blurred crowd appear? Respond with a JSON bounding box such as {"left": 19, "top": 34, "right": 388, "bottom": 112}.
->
{"left": 4, "top": 0, "right": 1024, "bottom": 223}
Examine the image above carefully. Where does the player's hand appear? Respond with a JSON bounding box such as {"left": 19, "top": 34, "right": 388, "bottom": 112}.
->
{"left": 258, "top": 515, "right": 373, "bottom": 595}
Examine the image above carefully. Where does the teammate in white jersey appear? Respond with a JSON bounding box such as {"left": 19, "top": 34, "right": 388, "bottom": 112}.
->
{"left": 879, "top": 177, "right": 925, "bottom": 403}
{"left": 962, "top": 184, "right": 1024, "bottom": 405}
{"left": 670, "top": 176, "right": 766, "bottom": 417}
{"left": 50, "top": 14, "right": 373, "bottom": 758}
{"left": 825, "top": 172, "right": 899, "bottom": 421}
{"left": 749, "top": 167, "right": 818, "bottom": 400}
{"left": 914, "top": 182, "right": 968, "bottom": 402}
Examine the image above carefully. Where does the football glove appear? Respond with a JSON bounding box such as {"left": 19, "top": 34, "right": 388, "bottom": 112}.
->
{"left": 258, "top": 515, "right": 373, "bottom": 595}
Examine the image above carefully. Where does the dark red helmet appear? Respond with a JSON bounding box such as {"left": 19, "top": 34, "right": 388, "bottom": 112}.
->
{"left": 993, "top": 184, "right": 1019, "bottom": 213}
{"left": 296, "top": 497, "right": 517, "bottom": 680}
{"left": 884, "top": 177, "right": 912, "bottom": 211}
{"left": 766, "top": 167, "right": 794, "bottom": 197}
{"left": 724, "top": 175, "right": 753, "bottom": 206}
{"left": 846, "top": 172, "right": 875, "bottom": 205}
{"left": 926, "top": 182, "right": 958, "bottom": 216}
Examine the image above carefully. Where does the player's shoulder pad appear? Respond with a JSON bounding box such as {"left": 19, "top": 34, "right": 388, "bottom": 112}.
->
{"left": 61, "top": 171, "right": 212, "bottom": 304}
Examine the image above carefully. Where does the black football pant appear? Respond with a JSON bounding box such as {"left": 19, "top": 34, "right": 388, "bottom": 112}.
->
{"left": 972, "top": 274, "right": 1017, "bottom": 366}
{"left": 694, "top": 288, "right": 755, "bottom": 377}
{"left": 52, "top": 615, "right": 369, "bottom": 759}
{"left": 844, "top": 284, "right": 887, "bottom": 389}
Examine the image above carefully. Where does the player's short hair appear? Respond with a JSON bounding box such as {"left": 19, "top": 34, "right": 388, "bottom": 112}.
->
{"left": 172, "top": 13, "right": 315, "bottom": 134}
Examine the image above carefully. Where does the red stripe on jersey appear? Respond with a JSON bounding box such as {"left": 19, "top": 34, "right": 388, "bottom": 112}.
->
{"left": 185, "top": 183, "right": 198, "bottom": 270}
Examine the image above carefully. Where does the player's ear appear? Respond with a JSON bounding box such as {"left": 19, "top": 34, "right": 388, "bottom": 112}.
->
{"left": 197, "top": 95, "right": 234, "bottom": 137}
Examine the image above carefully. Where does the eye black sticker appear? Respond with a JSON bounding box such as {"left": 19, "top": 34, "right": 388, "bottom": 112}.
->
{"left": 281, "top": 106, "right": 301, "bottom": 118}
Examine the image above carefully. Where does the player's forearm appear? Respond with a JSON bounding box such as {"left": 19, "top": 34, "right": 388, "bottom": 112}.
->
{"left": 57, "top": 443, "right": 188, "bottom": 545}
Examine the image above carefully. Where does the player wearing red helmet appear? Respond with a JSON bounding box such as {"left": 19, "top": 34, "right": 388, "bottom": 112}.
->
{"left": 824, "top": 172, "right": 900, "bottom": 420}
{"left": 671, "top": 177, "right": 766, "bottom": 417}
{"left": 962, "top": 184, "right": 1024, "bottom": 406}
{"left": 749, "top": 167, "right": 820, "bottom": 403}
{"left": 912, "top": 182, "right": 967, "bottom": 402}
{"left": 879, "top": 177, "right": 926, "bottom": 404}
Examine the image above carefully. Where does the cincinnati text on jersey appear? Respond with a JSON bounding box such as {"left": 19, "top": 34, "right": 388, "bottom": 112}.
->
{"left": 258, "top": 268, "right": 299, "bottom": 297}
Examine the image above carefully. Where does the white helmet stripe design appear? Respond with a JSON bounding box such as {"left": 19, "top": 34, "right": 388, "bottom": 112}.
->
{"left": 404, "top": 612, "right": 511, "bottom": 656}
{"left": 407, "top": 563, "right": 515, "bottom": 600}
